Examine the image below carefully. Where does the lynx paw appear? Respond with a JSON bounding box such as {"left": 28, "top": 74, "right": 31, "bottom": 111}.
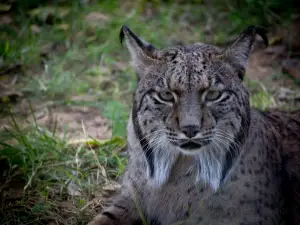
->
{"left": 87, "top": 214, "right": 116, "bottom": 225}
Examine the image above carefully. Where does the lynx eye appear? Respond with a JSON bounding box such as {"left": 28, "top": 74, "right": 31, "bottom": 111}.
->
{"left": 205, "top": 90, "right": 222, "bottom": 101}
{"left": 157, "top": 91, "right": 175, "bottom": 102}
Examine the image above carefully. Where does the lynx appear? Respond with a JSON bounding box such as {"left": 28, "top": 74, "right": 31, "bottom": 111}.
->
{"left": 88, "top": 26, "right": 300, "bottom": 225}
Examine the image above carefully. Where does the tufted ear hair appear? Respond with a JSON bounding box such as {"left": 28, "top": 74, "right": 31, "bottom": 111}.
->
{"left": 222, "top": 26, "right": 268, "bottom": 79}
{"left": 120, "top": 25, "right": 160, "bottom": 72}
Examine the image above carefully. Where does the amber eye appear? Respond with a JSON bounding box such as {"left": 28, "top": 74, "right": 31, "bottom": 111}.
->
{"left": 157, "top": 91, "right": 175, "bottom": 102}
{"left": 205, "top": 90, "right": 222, "bottom": 101}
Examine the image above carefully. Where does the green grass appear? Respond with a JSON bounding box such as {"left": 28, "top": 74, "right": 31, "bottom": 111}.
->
{"left": 0, "top": 0, "right": 298, "bottom": 224}
{"left": 0, "top": 111, "right": 126, "bottom": 224}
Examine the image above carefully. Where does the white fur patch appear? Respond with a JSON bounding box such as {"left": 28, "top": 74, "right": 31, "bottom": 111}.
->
{"left": 146, "top": 136, "right": 232, "bottom": 191}
{"left": 195, "top": 146, "right": 224, "bottom": 191}
{"left": 147, "top": 135, "right": 179, "bottom": 187}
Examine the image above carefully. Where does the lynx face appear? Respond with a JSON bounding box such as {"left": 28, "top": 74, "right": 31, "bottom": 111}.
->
{"left": 121, "top": 26, "right": 267, "bottom": 189}
{"left": 136, "top": 48, "right": 249, "bottom": 152}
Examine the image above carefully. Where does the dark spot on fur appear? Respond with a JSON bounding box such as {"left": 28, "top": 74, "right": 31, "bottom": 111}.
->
{"left": 244, "top": 182, "right": 251, "bottom": 188}
{"left": 254, "top": 169, "right": 260, "bottom": 175}
{"left": 269, "top": 203, "right": 275, "bottom": 210}
{"left": 178, "top": 77, "right": 182, "bottom": 83}
{"left": 256, "top": 209, "right": 261, "bottom": 215}
{"left": 197, "top": 217, "right": 203, "bottom": 222}
{"left": 230, "top": 174, "right": 238, "bottom": 181}
{"left": 264, "top": 181, "right": 269, "bottom": 188}
{"left": 143, "top": 120, "right": 148, "bottom": 126}
{"left": 187, "top": 186, "right": 195, "bottom": 193}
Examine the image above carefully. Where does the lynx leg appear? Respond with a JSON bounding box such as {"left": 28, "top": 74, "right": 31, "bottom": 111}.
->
{"left": 87, "top": 192, "right": 141, "bottom": 225}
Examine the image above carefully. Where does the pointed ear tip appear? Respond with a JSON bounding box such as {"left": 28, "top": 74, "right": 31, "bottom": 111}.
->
{"left": 245, "top": 25, "right": 269, "bottom": 47}
{"left": 254, "top": 26, "right": 269, "bottom": 47}
{"left": 244, "top": 25, "right": 259, "bottom": 35}
{"left": 121, "top": 25, "right": 130, "bottom": 32}
{"left": 245, "top": 25, "right": 268, "bottom": 34}
{"left": 119, "top": 25, "right": 133, "bottom": 46}
{"left": 246, "top": 25, "right": 256, "bottom": 30}
{"left": 119, "top": 25, "right": 128, "bottom": 46}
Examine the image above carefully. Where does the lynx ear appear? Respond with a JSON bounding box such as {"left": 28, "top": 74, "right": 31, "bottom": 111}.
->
{"left": 120, "top": 25, "right": 158, "bottom": 71}
{"left": 222, "top": 26, "right": 268, "bottom": 79}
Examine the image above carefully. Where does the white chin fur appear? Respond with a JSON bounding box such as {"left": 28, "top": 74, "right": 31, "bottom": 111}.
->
{"left": 195, "top": 145, "right": 224, "bottom": 191}
{"left": 147, "top": 135, "right": 179, "bottom": 187}
{"left": 147, "top": 139, "right": 226, "bottom": 191}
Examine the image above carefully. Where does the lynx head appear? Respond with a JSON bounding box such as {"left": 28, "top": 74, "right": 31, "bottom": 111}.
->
{"left": 121, "top": 26, "right": 268, "bottom": 190}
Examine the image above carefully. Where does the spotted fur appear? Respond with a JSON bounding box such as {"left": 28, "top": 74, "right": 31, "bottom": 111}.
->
{"left": 88, "top": 26, "right": 300, "bottom": 225}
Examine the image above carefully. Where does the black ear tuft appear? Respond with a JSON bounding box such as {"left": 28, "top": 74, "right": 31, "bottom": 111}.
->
{"left": 119, "top": 25, "right": 128, "bottom": 46}
{"left": 222, "top": 25, "right": 269, "bottom": 80}
{"left": 118, "top": 25, "right": 158, "bottom": 70}
{"left": 244, "top": 25, "right": 268, "bottom": 47}
{"left": 119, "top": 25, "right": 148, "bottom": 49}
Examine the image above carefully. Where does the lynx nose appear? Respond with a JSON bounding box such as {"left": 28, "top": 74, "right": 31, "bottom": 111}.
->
{"left": 181, "top": 125, "right": 200, "bottom": 138}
